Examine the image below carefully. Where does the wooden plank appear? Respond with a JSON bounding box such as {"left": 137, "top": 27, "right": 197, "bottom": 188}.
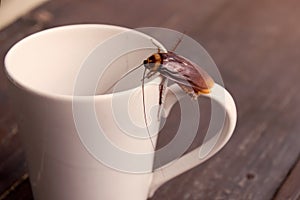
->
{"left": 0, "top": 119, "right": 27, "bottom": 194}
{"left": 0, "top": 177, "right": 33, "bottom": 200}
{"left": 151, "top": 0, "right": 300, "bottom": 199}
{"left": 273, "top": 157, "right": 300, "bottom": 200}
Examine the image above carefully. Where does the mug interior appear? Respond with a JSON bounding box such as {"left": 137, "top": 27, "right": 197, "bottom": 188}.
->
{"left": 5, "top": 24, "right": 160, "bottom": 97}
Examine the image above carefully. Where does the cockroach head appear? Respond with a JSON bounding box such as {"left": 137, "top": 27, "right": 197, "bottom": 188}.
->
{"left": 143, "top": 54, "right": 161, "bottom": 70}
{"left": 143, "top": 55, "right": 153, "bottom": 68}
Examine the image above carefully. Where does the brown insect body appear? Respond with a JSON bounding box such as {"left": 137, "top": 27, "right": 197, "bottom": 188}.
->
{"left": 139, "top": 45, "right": 215, "bottom": 186}
{"left": 104, "top": 42, "right": 215, "bottom": 151}
{"left": 143, "top": 51, "right": 214, "bottom": 99}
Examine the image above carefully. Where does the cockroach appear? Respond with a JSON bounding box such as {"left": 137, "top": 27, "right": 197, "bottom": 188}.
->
{"left": 106, "top": 36, "right": 214, "bottom": 149}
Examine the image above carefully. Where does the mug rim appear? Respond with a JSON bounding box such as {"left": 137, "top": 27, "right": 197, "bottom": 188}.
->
{"left": 4, "top": 24, "right": 165, "bottom": 101}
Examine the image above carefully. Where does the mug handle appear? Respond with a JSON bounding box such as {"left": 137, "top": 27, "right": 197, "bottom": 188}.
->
{"left": 148, "top": 83, "right": 237, "bottom": 197}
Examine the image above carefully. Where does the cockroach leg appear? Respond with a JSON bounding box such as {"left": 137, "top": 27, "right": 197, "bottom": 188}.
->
{"left": 144, "top": 70, "right": 157, "bottom": 79}
{"left": 158, "top": 76, "right": 167, "bottom": 120}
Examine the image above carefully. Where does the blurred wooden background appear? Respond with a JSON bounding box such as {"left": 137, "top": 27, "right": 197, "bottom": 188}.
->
{"left": 0, "top": 0, "right": 300, "bottom": 199}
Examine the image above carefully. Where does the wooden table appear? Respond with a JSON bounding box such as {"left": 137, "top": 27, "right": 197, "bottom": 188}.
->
{"left": 0, "top": 0, "right": 299, "bottom": 199}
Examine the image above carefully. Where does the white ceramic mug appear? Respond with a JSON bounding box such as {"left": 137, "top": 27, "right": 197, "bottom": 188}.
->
{"left": 4, "top": 24, "right": 237, "bottom": 200}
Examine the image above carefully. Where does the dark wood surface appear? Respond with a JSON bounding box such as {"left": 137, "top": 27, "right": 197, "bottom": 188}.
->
{"left": 1, "top": 0, "right": 300, "bottom": 199}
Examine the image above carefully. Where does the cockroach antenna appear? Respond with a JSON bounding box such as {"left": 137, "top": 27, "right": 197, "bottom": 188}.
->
{"left": 141, "top": 68, "right": 156, "bottom": 150}
{"left": 103, "top": 63, "right": 144, "bottom": 94}
{"left": 150, "top": 39, "right": 162, "bottom": 53}
{"left": 171, "top": 31, "right": 186, "bottom": 52}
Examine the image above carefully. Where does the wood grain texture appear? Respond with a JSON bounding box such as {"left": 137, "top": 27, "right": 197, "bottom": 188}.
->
{"left": 273, "top": 157, "right": 300, "bottom": 200}
{"left": 0, "top": 0, "right": 299, "bottom": 199}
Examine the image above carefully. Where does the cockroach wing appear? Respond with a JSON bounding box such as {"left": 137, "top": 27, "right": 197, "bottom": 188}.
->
{"left": 158, "top": 52, "right": 214, "bottom": 94}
